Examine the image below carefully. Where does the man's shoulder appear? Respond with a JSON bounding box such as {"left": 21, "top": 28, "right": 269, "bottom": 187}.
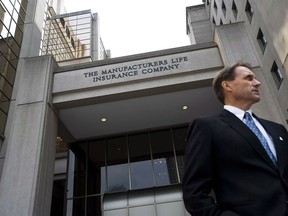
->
{"left": 193, "top": 110, "right": 228, "bottom": 122}
{"left": 258, "top": 117, "right": 286, "bottom": 130}
{"left": 190, "top": 114, "right": 223, "bottom": 127}
{"left": 254, "top": 114, "right": 284, "bottom": 127}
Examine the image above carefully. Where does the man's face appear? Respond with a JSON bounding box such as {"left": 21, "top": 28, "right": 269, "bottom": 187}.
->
{"left": 225, "top": 66, "right": 261, "bottom": 107}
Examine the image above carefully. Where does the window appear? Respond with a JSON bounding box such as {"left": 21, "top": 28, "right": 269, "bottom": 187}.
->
{"left": 65, "top": 126, "right": 188, "bottom": 215}
{"left": 71, "top": 37, "right": 75, "bottom": 50}
{"left": 50, "top": 180, "right": 65, "bottom": 216}
{"left": 129, "top": 133, "right": 154, "bottom": 190}
{"left": 232, "top": 0, "right": 238, "bottom": 20}
{"left": 67, "top": 142, "right": 87, "bottom": 198}
{"left": 60, "top": 17, "right": 65, "bottom": 27}
{"left": 257, "top": 28, "right": 267, "bottom": 53}
{"left": 0, "top": 0, "right": 28, "bottom": 136}
{"left": 214, "top": 0, "right": 218, "bottom": 15}
{"left": 107, "top": 136, "right": 129, "bottom": 193}
{"left": 271, "top": 61, "right": 283, "bottom": 88}
{"left": 150, "top": 130, "right": 178, "bottom": 186}
{"left": 66, "top": 26, "right": 70, "bottom": 38}
{"left": 222, "top": 1, "right": 226, "bottom": 17}
{"left": 172, "top": 127, "right": 186, "bottom": 181}
{"left": 245, "top": 0, "right": 254, "bottom": 23}
{"left": 87, "top": 139, "right": 106, "bottom": 195}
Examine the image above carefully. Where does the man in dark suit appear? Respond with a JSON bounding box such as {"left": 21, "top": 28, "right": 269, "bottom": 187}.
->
{"left": 182, "top": 62, "right": 288, "bottom": 216}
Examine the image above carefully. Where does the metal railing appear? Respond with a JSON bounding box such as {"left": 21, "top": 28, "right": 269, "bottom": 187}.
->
{"left": 40, "top": 8, "right": 92, "bottom": 62}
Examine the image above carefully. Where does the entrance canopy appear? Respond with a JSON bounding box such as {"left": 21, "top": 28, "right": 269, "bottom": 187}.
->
{"left": 52, "top": 43, "right": 223, "bottom": 140}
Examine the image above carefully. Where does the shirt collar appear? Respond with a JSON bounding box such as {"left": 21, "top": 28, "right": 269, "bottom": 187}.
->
{"left": 224, "top": 105, "right": 252, "bottom": 120}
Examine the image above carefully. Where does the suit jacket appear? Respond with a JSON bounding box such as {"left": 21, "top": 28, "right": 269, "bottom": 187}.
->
{"left": 182, "top": 109, "right": 288, "bottom": 216}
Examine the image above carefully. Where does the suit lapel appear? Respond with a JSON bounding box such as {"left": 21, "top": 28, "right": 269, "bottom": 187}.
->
{"left": 256, "top": 117, "right": 286, "bottom": 172}
{"left": 220, "top": 110, "right": 277, "bottom": 170}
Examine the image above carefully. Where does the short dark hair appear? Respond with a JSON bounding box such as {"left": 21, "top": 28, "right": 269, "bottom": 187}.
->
{"left": 212, "top": 62, "right": 253, "bottom": 104}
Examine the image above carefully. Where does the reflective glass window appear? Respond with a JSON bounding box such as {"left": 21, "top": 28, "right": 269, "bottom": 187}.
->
{"left": 64, "top": 126, "right": 189, "bottom": 215}
{"left": 129, "top": 133, "right": 154, "bottom": 190}
{"left": 0, "top": 109, "right": 6, "bottom": 133}
{"left": 156, "top": 201, "right": 186, "bottom": 216}
{"left": 87, "top": 139, "right": 106, "bottom": 195}
{"left": 0, "top": 94, "right": 10, "bottom": 114}
{"left": 66, "top": 198, "right": 85, "bottom": 216}
{"left": 271, "top": 61, "right": 283, "bottom": 88}
{"left": 51, "top": 180, "right": 65, "bottom": 216}
{"left": 150, "top": 130, "right": 178, "bottom": 186}
{"left": 87, "top": 195, "right": 102, "bottom": 216}
{"left": 129, "top": 205, "right": 156, "bottom": 216}
{"left": 67, "top": 143, "right": 87, "bottom": 198}
{"left": 107, "top": 136, "right": 129, "bottom": 192}
{"left": 0, "top": 0, "right": 27, "bottom": 135}
{"left": 172, "top": 127, "right": 187, "bottom": 181}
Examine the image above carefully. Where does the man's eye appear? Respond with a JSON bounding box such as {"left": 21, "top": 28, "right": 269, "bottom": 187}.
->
{"left": 246, "top": 75, "right": 254, "bottom": 80}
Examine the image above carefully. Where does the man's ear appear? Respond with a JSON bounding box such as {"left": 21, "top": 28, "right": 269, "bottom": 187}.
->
{"left": 221, "top": 81, "right": 232, "bottom": 91}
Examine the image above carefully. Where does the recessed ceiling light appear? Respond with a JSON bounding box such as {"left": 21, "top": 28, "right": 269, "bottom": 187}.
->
{"left": 101, "top": 117, "right": 107, "bottom": 122}
{"left": 182, "top": 105, "right": 188, "bottom": 110}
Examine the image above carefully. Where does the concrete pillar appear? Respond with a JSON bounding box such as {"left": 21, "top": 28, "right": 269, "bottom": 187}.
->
{"left": 91, "top": 12, "right": 99, "bottom": 61}
{"left": 214, "top": 22, "right": 260, "bottom": 67}
{"left": 186, "top": 5, "right": 214, "bottom": 45}
{"left": 19, "top": 0, "right": 46, "bottom": 58}
{"left": 0, "top": 0, "right": 47, "bottom": 178}
{"left": 0, "top": 55, "right": 58, "bottom": 216}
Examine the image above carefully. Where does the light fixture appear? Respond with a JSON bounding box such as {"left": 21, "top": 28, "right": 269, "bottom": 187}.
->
{"left": 101, "top": 117, "right": 107, "bottom": 122}
{"left": 182, "top": 105, "right": 188, "bottom": 110}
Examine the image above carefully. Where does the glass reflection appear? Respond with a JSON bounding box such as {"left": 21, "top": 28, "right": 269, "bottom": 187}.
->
{"left": 107, "top": 163, "right": 129, "bottom": 192}
{"left": 172, "top": 127, "right": 187, "bottom": 181}
{"left": 0, "top": 0, "right": 28, "bottom": 135}
{"left": 131, "top": 160, "right": 154, "bottom": 190}
{"left": 67, "top": 143, "right": 87, "bottom": 198}
{"left": 65, "top": 126, "right": 188, "bottom": 215}
{"left": 150, "top": 130, "right": 178, "bottom": 186}
{"left": 87, "top": 196, "right": 102, "bottom": 216}
{"left": 87, "top": 140, "right": 106, "bottom": 195}
{"left": 66, "top": 198, "right": 85, "bottom": 216}
{"left": 153, "top": 158, "right": 170, "bottom": 186}
{"left": 129, "top": 133, "right": 154, "bottom": 190}
{"left": 107, "top": 136, "right": 129, "bottom": 192}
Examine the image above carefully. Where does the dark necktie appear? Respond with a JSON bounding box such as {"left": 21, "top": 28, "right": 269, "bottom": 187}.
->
{"left": 243, "top": 112, "right": 278, "bottom": 167}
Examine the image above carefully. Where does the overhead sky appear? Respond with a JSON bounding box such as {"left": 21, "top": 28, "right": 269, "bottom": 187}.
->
{"left": 65, "top": 0, "right": 204, "bottom": 58}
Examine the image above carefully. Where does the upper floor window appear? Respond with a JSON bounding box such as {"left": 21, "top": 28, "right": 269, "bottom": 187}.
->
{"left": 245, "top": 0, "right": 254, "bottom": 23}
{"left": 214, "top": 0, "right": 218, "bottom": 15}
{"left": 257, "top": 28, "right": 267, "bottom": 53}
{"left": 220, "top": 19, "right": 223, "bottom": 25}
{"left": 65, "top": 26, "right": 70, "bottom": 38}
{"left": 222, "top": 1, "right": 227, "bottom": 17}
{"left": 271, "top": 61, "right": 283, "bottom": 88}
{"left": 232, "top": 0, "right": 238, "bottom": 20}
{"left": 60, "top": 18, "right": 65, "bottom": 28}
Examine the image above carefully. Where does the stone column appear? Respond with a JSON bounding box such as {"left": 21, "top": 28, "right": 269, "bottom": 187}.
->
{"left": 91, "top": 12, "right": 99, "bottom": 61}
{"left": 0, "top": 55, "right": 58, "bottom": 216}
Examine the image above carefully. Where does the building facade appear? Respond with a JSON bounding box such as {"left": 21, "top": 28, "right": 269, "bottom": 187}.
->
{"left": 0, "top": 0, "right": 28, "bottom": 139}
{"left": 0, "top": 0, "right": 287, "bottom": 216}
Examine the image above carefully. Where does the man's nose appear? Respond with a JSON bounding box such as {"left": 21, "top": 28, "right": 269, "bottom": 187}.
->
{"left": 254, "top": 79, "right": 261, "bottom": 86}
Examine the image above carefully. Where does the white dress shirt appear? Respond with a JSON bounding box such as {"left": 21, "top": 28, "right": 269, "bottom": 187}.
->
{"left": 224, "top": 105, "right": 277, "bottom": 158}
